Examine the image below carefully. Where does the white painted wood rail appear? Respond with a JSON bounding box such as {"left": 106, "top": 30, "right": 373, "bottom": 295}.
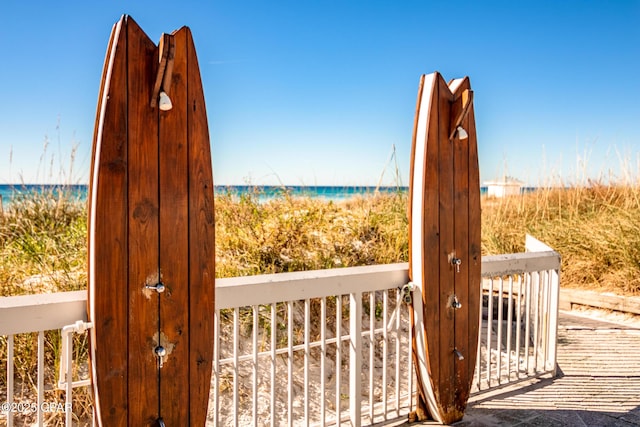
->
{"left": 1, "top": 235, "right": 561, "bottom": 427}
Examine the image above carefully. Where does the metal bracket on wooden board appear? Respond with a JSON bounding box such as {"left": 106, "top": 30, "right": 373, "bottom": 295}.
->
{"left": 399, "top": 281, "right": 416, "bottom": 304}
{"left": 448, "top": 252, "right": 462, "bottom": 273}
{"left": 449, "top": 294, "right": 462, "bottom": 309}
{"left": 453, "top": 348, "right": 465, "bottom": 360}
{"left": 145, "top": 281, "right": 166, "bottom": 293}
{"left": 150, "top": 33, "right": 176, "bottom": 109}
{"left": 58, "top": 320, "right": 94, "bottom": 390}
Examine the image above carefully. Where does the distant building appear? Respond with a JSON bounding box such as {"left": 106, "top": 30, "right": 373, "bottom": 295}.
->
{"left": 484, "top": 177, "right": 523, "bottom": 198}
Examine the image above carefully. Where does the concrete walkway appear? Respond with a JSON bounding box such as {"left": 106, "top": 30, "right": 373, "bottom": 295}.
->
{"left": 403, "top": 310, "right": 640, "bottom": 426}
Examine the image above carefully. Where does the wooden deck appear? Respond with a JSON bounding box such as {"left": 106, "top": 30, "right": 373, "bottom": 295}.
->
{"left": 433, "top": 310, "right": 640, "bottom": 426}
{"left": 389, "top": 309, "right": 640, "bottom": 426}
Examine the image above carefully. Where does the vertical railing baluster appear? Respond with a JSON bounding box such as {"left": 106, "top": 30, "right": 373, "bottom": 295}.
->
{"left": 368, "top": 291, "right": 374, "bottom": 423}
{"left": 37, "top": 331, "right": 45, "bottom": 426}
{"left": 213, "top": 310, "right": 220, "bottom": 427}
{"left": 549, "top": 270, "right": 560, "bottom": 377}
{"left": 349, "top": 292, "right": 362, "bottom": 425}
{"left": 524, "top": 273, "right": 532, "bottom": 374}
{"left": 506, "top": 276, "right": 514, "bottom": 381}
{"left": 65, "top": 330, "right": 73, "bottom": 427}
{"left": 335, "top": 295, "right": 342, "bottom": 427}
{"left": 252, "top": 305, "right": 259, "bottom": 426}
{"left": 497, "top": 278, "right": 504, "bottom": 384}
{"left": 233, "top": 307, "right": 240, "bottom": 427}
{"left": 475, "top": 280, "right": 482, "bottom": 392}
{"left": 486, "top": 278, "right": 494, "bottom": 387}
{"left": 382, "top": 290, "right": 388, "bottom": 419}
{"left": 320, "top": 297, "right": 327, "bottom": 427}
{"left": 532, "top": 271, "right": 540, "bottom": 373}
{"left": 287, "top": 301, "right": 294, "bottom": 427}
{"left": 7, "top": 334, "right": 14, "bottom": 427}
{"left": 394, "top": 288, "right": 401, "bottom": 416}
{"left": 270, "top": 303, "right": 277, "bottom": 427}
{"left": 541, "top": 271, "right": 550, "bottom": 372}
{"left": 515, "top": 275, "right": 523, "bottom": 377}
{"left": 304, "top": 298, "right": 310, "bottom": 427}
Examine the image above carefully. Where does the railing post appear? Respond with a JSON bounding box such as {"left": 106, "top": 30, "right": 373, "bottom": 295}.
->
{"left": 7, "top": 334, "right": 14, "bottom": 427}
{"left": 349, "top": 291, "right": 362, "bottom": 425}
{"left": 548, "top": 267, "right": 561, "bottom": 375}
{"left": 525, "top": 234, "right": 562, "bottom": 376}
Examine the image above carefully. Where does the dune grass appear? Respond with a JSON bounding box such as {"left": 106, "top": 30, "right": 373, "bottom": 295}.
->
{"left": 2, "top": 182, "right": 638, "bottom": 297}
{"left": 482, "top": 183, "right": 640, "bottom": 295}
{"left": 215, "top": 189, "right": 408, "bottom": 277}
{"left": 0, "top": 188, "right": 87, "bottom": 297}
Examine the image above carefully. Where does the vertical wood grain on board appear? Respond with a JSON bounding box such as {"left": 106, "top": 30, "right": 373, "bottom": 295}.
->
{"left": 436, "top": 75, "right": 455, "bottom": 417}
{"left": 158, "top": 27, "right": 190, "bottom": 422}
{"left": 90, "top": 17, "right": 129, "bottom": 426}
{"left": 126, "top": 17, "right": 161, "bottom": 426}
{"left": 466, "top": 97, "right": 481, "bottom": 393}
{"left": 422, "top": 74, "right": 440, "bottom": 397}
{"left": 186, "top": 26, "right": 216, "bottom": 426}
{"left": 451, "top": 80, "right": 471, "bottom": 410}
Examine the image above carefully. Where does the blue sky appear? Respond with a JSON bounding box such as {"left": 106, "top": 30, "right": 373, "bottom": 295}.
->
{"left": 0, "top": 1, "right": 638, "bottom": 186}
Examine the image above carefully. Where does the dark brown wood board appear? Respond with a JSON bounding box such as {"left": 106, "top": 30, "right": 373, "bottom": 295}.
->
{"left": 88, "top": 15, "right": 215, "bottom": 427}
{"left": 408, "top": 72, "right": 480, "bottom": 425}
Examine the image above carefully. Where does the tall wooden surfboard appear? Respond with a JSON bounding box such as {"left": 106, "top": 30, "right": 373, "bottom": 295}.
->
{"left": 408, "top": 72, "right": 481, "bottom": 424}
{"left": 88, "top": 15, "right": 215, "bottom": 426}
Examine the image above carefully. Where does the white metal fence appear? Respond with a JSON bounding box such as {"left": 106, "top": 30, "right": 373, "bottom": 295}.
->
{"left": 0, "top": 235, "right": 560, "bottom": 426}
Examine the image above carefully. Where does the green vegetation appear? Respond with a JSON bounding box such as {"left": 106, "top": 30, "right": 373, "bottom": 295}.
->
{"left": 3, "top": 183, "right": 637, "bottom": 297}
{"left": 0, "top": 188, "right": 87, "bottom": 296}
{"left": 482, "top": 184, "right": 640, "bottom": 295}
{"left": 215, "top": 189, "right": 408, "bottom": 277}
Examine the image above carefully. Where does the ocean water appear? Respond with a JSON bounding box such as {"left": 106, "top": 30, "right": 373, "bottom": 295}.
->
{"left": 0, "top": 184, "right": 504, "bottom": 209}
{"left": 0, "top": 184, "right": 88, "bottom": 209}
{"left": 0, "top": 184, "right": 408, "bottom": 208}
{"left": 216, "top": 185, "right": 407, "bottom": 202}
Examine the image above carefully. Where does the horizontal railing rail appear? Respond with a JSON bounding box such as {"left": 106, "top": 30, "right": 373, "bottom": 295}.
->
{"left": 1, "top": 235, "right": 561, "bottom": 427}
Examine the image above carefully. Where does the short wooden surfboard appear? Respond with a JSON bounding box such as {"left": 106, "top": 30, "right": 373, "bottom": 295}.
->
{"left": 408, "top": 72, "right": 481, "bottom": 424}
{"left": 88, "top": 15, "right": 215, "bottom": 426}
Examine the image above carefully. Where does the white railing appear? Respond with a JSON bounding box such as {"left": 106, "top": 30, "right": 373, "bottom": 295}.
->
{"left": 213, "top": 263, "right": 413, "bottom": 427}
{"left": 474, "top": 235, "right": 561, "bottom": 393}
{"left": 0, "top": 235, "right": 560, "bottom": 426}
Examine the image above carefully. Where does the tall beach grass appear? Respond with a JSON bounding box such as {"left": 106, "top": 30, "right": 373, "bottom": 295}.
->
{"left": 483, "top": 182, "right": 640, "bottom": 295}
